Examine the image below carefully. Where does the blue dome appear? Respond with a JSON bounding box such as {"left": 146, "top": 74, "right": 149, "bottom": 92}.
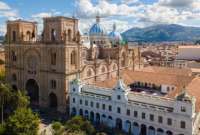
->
{"left": 89, "top": 16, "right": 106, "bottom": 36}
{"left": 108, "top": 31, "right": 123, "bottom": 41}
{"left": 89, "top": 23, "right": 106, "bottom": 36}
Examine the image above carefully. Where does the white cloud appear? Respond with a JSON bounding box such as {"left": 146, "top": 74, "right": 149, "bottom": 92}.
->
{"left": 31, "top": 12, "right": 52, "bottom": 18}
{"left": 0, "top": 1, "right": 11, "bottom": 10}
{"left": 158, "top": 0, "right": 194, "bottom": 7}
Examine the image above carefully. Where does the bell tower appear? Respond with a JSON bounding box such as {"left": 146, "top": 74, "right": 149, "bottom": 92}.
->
{"left": 43, "top": 16, "right": 79, "bottom": 43}
{"left": 6, "top": 20, "right": 37, "bottom": 43}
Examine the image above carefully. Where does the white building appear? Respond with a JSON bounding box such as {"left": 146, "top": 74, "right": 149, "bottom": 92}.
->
{"left": 69, "top": 69, "right": 200, "bottom": 135}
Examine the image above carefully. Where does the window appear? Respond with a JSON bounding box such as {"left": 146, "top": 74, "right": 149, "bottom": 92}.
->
{"left": 167, "top": 118, "right": 172, "bottom": 126}
{"left": 51, "top": 52, "right": 56, "bottom": 65}
{"left": 117, "top": 95, "right": 121, "bottom": 100}
{"left": 12, "top": 74, "right": 17, "bottom": 81}
{"left": 90, "top": 102, "right": 93, "bottom": 107}
{"left": 71, "top": 51, "right": 76, "bottom": 65}
{"left": 134, "top": 111, "right": 138, "bottom": 118}
{"left": 85, "top": 100, "right": 88, "bottom": 106}
{"left": 142, "top": 113, "right": 146, "bottom": 119}
{"left": 181, "top": 106, "right": 186, "bottom": 112}
{"left": 51, "top": 80, "right": 56, "bottom": 89}
{"left": 127, "top": 109, "right": 130, "bottom": 116}
{"left": 109, "top": 105, "right": 112, "bottom": 111}
{"left": 80, "top": 99, "right": 82, "bottom": 105}
{"left": 11, "top": 51, "right": 17, "bottom": 61}
{"left": 72, "top": 98, "right": 75, "bottom": 103}
{"left": 117, "top": 107, "right": 121, "bottom": 114}
{"left": 180, "top": 121, "right": 186, "bottom": 129}
{"left": 102, "top": 104, "right": 105, "bottom": 110}
{"left": 96, "top": 103, "right": 99, "bottom": 109}
{"left": 158, "top": 116, "right": 163, "bottom": 123}
{"left": 150, "top": 114, "right": 154, "bottom": 121}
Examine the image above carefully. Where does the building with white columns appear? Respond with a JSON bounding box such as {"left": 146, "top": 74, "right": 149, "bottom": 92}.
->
{"left": 69, "top": 69, "right": 200, "bottom": 135}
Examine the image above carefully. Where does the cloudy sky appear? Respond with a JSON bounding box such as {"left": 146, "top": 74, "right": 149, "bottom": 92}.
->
{"left": 0, "top": 0, "right": 200, "bottom": 35}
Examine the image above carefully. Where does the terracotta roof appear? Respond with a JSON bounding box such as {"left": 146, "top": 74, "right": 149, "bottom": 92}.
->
{"left": 94, "top": 68, "right": 200, "bottom": 111}
{"left": 95, "top": 69, "right": 193, "bottom": 88}
{"left": 137, "top": 66, "right": 192, "bottom": 76}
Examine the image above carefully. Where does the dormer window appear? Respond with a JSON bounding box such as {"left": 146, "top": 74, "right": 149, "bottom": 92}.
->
{"left": 181, "top": 106, "right": 186, "bottom": 112}
{"left": 117, "top": 95, "right": 121, "bottom": 100}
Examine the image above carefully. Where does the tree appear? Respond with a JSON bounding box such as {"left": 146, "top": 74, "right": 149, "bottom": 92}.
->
{"left": 0, "top": 83, "right": 11, "bottom": 124}
{"left": 5, "top": 108, "right": 40, "bottom": 135}
{"left": 64, "top": 116, "right": 95, "bottom": 135}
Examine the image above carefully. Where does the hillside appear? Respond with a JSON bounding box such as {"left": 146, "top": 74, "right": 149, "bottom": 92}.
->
{"left": 122, "top": 24, "right": 200, "bottom": 42}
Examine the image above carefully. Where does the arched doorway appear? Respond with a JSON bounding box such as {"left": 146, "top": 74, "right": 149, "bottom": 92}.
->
{"left": 96, "top": 113, "right": 100, "bottom": 124}
{"left": 25, "top": 79, "right": 39, "bottom": 106}
{"left": 133, "top": 122, "right": 140, "bottom": 135}
{"left": 140, "top": 124, "right": 147, "bottom": 135}
{"left": 71, "top": 107, "right": 76, "bottom": 116}
{"left": 90, "top": 111, "right": 94, "bottom": 122}
{"left": 157, "top": 128, "right": 164, "bottom": 135}
{"left": 116, "top": 118, "right": 123, "bottom": 130}
{"left": 79, "top": 109, "right": 83, "bottom": 116}
{"left": 148, "top": 126, "right": 156, "bottom": 135}
{"left": 49, "top": 92, "right": 57, "bottom": 109}
{"left": 166, "top": 131, "right": 173, "bottom": 135}
{"left": 125, "top": 120, "right": 131, "bottom": 133}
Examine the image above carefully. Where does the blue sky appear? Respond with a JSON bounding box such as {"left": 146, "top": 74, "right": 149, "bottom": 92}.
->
{"left": 0, "top": 0, "right": 200, "bottom": 35}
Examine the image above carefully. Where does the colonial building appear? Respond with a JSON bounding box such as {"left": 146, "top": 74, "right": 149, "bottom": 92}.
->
{"left": 69, "top": 68, "right": 200, "bottom": 135}
{"left": 4, "top": 16, "right": 140, "bottom": 112}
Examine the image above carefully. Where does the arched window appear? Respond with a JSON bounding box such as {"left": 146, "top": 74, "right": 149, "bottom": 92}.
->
{"left": 68, "top": 29, "right": 72, "bottom": 41}
{"left": 12, "top": 31, "right": 16, "bottom": 42}
{"left": 71, "top": 51, "right": 76, "bottom": 65}
{"left": 12, "top": 73, "right": 17, "bottom": 81}
{"left": 87, "top": 69, "right": 92, "bottom": 77}
{"left": 51, "top": 29, "right": 56, "bottom": 41}
{"left": 26, "top": 31, "right": 31, "bottom": 41}
{"left": 101, "top": 66, "right": 105, "bottom": 73}
{"left": 11, "top": 51, "right": 17, "bottom": 61}
{"left": 51, "top": 52, "right": 56, "bottom": 65}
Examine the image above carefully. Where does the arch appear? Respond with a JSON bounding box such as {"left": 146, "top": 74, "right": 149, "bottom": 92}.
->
{"left": 148, "top": 126, "right": 156, "bottom": 135}
{"left": 125, "top": 120, "right": 131, "bottom": 133}
{"left": 140, "top": 124, "right": 147, "bottom": 135}
{"left": 101, "top": 114, "right": 106, "bottom": 123}
{"left": 133, "top": 122, "right": 140, "bottom": 135}
{"left": 166, "top": 131, "right": 173, "bottom": 135}
{"left": 79, "top": 109, "right": 83, "bottom": 116}
{"left": 68, "top": 29, "right": 72, "bottom": 41}
{"left": 51, "top": 29, "right": 56, "bottom": 41}
{"left": 71, "top": 107, "right": 76, "bottom": 116}
{"left": 96, "top": 113, "right": 100, "bottom": 124}
{"left": 12, "top": 73, "right": 17, "bottom": 81}
{"left": 12, "top": 31, "right": 16, "bottom": 42}
{"left": 71, "top": 50, "right": 76, "bottom": 65}
{"left": 85, "top": 110, "right": 89, "bottom": 119}
{"left": 49, "top": 92, "right": 57, "bottom": 109}
{"left": 90, "top": 111, "right": 94, "bottom": 122}
{"left": 157, "top": 128, "right": 164, "bottom": 135}
{"left": 11, "top": 51, "right": 17, "bottom": 61}
{"left": 116, "top": 118, "right": 122, "bottom": 130}
{"left": 12, "top": 85, "right": 17, "bottom": 91}
{"left": 25, "top": 79, "right": 39, "bottom": 106}
{"left": 26, "top": 31, "right": 31, "bottom": 41}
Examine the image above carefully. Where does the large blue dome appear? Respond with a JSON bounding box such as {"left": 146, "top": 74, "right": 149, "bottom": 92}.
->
{"left": 89, "top": 16, "right": 106, "bottom": 36}
{"left": 89, "top": 23, "right": 106, "bottom": 36}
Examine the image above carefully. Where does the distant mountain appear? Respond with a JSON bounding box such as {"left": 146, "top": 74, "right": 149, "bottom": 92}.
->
{"left": 122, "top": 24, "right": 200, "bottom": 42}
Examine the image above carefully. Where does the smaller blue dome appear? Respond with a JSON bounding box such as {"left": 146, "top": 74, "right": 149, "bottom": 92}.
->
{"left": 108, "top": 23, "right": 123, "bottom": 42}
{"left": 108, "top": 31, "right": 123, "bottom": 41}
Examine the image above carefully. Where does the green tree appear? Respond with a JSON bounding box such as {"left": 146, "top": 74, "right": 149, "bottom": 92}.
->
{"left": 65, "top": 116, "right": 95, "bottom": 135}
{"left": 0, "top": 83, "right": 11, "bottom": 124}
{"left": 5, "top": 108, "right": 40, "bottom": 135}
{"left": 0, "top": 124, "right": 5, "bottom": 135}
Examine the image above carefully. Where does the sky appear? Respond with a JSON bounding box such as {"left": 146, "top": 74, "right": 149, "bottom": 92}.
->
{"left": 1, "top": 0, "right": 200, "bottom": 35}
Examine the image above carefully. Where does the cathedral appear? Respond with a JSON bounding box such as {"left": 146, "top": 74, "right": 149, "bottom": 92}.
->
{"left": 4, "top": 16, "right": 140, "bottom": 112}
